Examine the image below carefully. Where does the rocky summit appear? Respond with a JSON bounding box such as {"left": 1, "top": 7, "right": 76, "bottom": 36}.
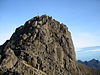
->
{"left": 0, "top": 15, "right": 100, "bottom": 75}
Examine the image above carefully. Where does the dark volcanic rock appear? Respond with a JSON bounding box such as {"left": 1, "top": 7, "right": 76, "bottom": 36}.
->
{"left": 0, "top": 15, "right": 100, "bottom": 75}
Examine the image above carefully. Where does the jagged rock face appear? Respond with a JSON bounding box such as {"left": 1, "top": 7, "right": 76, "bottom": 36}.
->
{"left": 0, "top": 15, "right": 100, "bottom": 75}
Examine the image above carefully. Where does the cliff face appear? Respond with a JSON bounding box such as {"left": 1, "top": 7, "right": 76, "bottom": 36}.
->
{"left": 0, "top": 15, "right": 100, "bottom": 75}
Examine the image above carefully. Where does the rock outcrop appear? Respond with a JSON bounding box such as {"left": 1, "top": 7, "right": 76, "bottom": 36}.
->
{"left": 0, "top": 15, "right": 100, "bottom": 75}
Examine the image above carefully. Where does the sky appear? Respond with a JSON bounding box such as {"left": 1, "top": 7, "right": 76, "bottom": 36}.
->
{"left": 76, "top": 46, "right": 100, "bottom": 61}
{"left": 0, "top": 0, "right": 100, "bottom": 60}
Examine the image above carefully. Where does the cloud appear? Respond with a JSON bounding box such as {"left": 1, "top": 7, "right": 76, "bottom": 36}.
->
{"left": 76, "top": 46, "right": 100, "bottom": 52}
{"left": 72, "top": 32, "right": 100, "bottom": 48}
{"left": 91, "top": 49, "right": 100, "bottom": 52}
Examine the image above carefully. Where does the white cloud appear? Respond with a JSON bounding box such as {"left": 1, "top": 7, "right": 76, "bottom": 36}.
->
{"left": 76, "top": 49, "right": 100, "bottom": 52}
{"left": 72, "top": 32, "right": 100, "bottom": 48}
{"left": 76, "top": 46, "right": 100, "bottom": 52}
{"left": 89, "top": 49, "right": 100, "bottom": 52}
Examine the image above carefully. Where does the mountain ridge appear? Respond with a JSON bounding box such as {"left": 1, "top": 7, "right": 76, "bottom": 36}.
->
{"left": 78, "top": 59, "right": 100, "bottom": 69}
{"left": 0, "top": 15, "right": 100, "bottom": 75}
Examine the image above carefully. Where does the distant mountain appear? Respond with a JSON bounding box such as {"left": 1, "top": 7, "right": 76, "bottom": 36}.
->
{"left": 78, "top": 59, "right": 100, "bottom": 69}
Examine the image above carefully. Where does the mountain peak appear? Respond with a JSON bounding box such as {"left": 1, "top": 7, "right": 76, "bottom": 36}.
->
{"left": 0, "top": 15, "right": 100, "bottom": 75}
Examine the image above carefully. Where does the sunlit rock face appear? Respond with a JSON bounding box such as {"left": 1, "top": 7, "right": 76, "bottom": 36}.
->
{"left": 0, "top": 15, "right": 100, "bottom": 75}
